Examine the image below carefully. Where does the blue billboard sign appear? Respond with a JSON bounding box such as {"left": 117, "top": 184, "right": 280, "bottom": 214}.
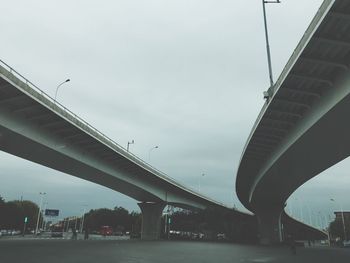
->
{"left": 45, "top": 209, "right": 59, "bottom": 217}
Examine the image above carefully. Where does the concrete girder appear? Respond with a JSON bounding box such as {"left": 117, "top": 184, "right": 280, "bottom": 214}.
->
{"left": 39, "top": 119, "right": 65, "bottom": 129}
{"left": 274, "top": 98, "right": 312, "bottom": 109}
{"left": 267, "top": 109, "right": 303, "bottom": 118}
{"left": 61, "top": 133, "right": 84, "bottom": 140}
{"left": 0, "top": 94, "right": 26, "bottom": 104}
{"left": 250, "top": 141, "right": 276, "bottom": 150}
{"left": 254, "top": 132, "right": 285, "bottom": 141}
{"left": 314, "top": 36, "right": 350, "bottom": 49}
{"left": 251, "top": 137, "right": 279, "bottom": 146}
{"left": 289, "top": 73, "right": 334, "bottom": 87}
{"left": 25, "top": 111, "right": 52, "bottom": 121}
{"left": 264, "top": 117, "right": 296, "bottom": 126}
{"left": 12, "top": 103, "right": 40, "bottom": 114}
{"left": 283, "top": 87, "right": 322, "bottom": 99}
{"left": 259, "top": 125, "right": 289, "bottom": 134}
{"left": 329, "top": 10, "right": 350, "bottom": 21}
{"left": 299, "top": 56, "right": 349, "bottom": 70}
{"left": 51, "top": 126, "right": 78, "bottom": 134}
{"left": 247, "top": 147, "right": 271, "bottom": 154}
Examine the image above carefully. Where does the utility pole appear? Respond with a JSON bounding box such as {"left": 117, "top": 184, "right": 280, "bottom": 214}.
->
{"left": 35, "top": 192, "right": 46, "bottom": 235}
{"left": 262, "top": 0, "right": 281, "bottom": 100}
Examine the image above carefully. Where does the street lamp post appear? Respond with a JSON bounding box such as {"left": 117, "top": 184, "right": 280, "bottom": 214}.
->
{"left": 261, "top": 0, "right": 281, "bottom": 99}
{"left": 148, "top": 146, "right": 159, "bottom": 162}
{"left": 35, "top": 192, "right": 46, "bottom": 235}
{"left": 41, "top": 201, "right": 48, "bottom": 230}
{"left": 127, "top": 140, "right": 134, "bottom": 152}
{"left": 54, "top": 79, "right": 70, "bottom": 102}
{"left": 80, "top": 205, "right": 88, "bottom": 233}
{"left": 74, "top": 216, "right": 78, "bottom": 231}
{"left": 330, "top": 198, "right": 347, "bottom": 241}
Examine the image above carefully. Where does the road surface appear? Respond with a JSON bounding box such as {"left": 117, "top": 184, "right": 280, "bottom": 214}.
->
{"left": 0, "top": 239, "right": 349, "bottom": 263}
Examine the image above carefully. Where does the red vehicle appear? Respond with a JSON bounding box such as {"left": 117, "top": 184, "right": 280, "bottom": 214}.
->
{"left": 51, "top": 225, "right": 64, "bottom": 238}
{"left": 100, "top": 226, "right": 113, "bottom": 236}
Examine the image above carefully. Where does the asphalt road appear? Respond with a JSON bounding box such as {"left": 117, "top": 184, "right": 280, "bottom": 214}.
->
{"left": 0, "top": 239, "right": 349, "bottom": 263}
{"left": 0, "top": 232, "right": 129, "bottom": 241}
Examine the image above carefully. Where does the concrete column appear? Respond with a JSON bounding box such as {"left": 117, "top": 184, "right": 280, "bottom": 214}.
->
{"left": 256, "top": 208, "right": 283, "bottom": 245}
{"left": 138, "top": 202, "right": 165, "bottom": 240}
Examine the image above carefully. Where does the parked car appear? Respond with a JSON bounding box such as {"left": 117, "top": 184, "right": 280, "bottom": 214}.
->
{"left": 343, "top": 240, "right": 350, "bottom": 247}
{"left": 11, "top": 230, "right": 20, "bottom": 236}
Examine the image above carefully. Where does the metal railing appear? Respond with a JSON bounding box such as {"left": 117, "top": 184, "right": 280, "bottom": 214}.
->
{"left": 0, "top": 58, "right": 226, "bottom": 207}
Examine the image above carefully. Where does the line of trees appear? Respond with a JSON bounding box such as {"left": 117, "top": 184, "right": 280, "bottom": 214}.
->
{"left": 329, "top": 218, "right": 350, "bottom": 242}
{"left": 0, "top": 196, "right": 41, "bottom": 231}
{"left": 81, "top": 206, "right": 142, "bottom": 234}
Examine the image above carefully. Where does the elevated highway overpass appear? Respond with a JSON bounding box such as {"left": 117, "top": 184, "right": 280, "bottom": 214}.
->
{"left": 0, "top": 59, "right": 230, "bottom": 240}
{"left": 237, "top": 0, "right": 350, "bottom": 244}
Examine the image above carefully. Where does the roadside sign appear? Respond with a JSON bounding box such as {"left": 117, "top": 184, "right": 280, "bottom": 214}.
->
{"left": 45, "top": 209, "right": 59, "bottom": 217}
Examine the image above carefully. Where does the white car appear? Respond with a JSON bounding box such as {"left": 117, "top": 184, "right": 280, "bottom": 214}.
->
{"left": 343, "top": 240, "right": 350, "bottom": 247}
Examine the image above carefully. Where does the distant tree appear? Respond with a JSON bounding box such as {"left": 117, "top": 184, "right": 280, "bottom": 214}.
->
{"left": 329, "top": 219, "right": 350, "bottom": 241}
{"left": 83, "top": 206, "right": 141, "bottom": 233}
{"left": 114, "top": 206, "right": 129, "bottom": 230}
{"left": 0, "top": 195, "right": 5, "bottom": 204}
{"left": 0, "top": 196, "right": 7, "bottom": 228}
{"left": 0, "top": 200, "right": 40, "bottom": 230}
{"left": 1, "top": 201, "right": 21, "bottom": 229}
{"left": 11, "top": 200, "right": 41, "bottom": 229}
{"left": 129, "top": 211, "right": 141, "bottom": 234}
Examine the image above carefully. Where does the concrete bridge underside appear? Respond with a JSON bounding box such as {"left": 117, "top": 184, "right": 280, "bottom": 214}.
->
{"left": 237, "top": 0, "right": 350, "bottom": 244}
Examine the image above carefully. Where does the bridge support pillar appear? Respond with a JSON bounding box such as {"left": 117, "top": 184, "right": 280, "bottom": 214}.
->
{"left": 138, "top": 202, "right": 165, "bottom": 240}
{"left": 256, "top": 208, "right": 283, "bottom": 245}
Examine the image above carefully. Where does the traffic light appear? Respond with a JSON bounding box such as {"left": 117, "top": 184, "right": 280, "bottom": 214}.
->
{"left": 24, "top": 217, "right": 28, "bottom": 223}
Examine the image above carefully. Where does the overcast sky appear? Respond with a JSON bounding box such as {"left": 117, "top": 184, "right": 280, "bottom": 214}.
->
{"left": 0, "top": 0, "right": 348, "bottom": 228}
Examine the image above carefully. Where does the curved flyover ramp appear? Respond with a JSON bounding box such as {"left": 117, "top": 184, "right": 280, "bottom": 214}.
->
{"left": 236, "top": 0, "right": 350, "bottom": 244}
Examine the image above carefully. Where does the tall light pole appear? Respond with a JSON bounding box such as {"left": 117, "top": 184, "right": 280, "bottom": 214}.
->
{"left": 330, "top": 198, "right": 347, "bottom": 241}
{"left": 54, "top": 79, "right": 70, "bottom": 102}
{"left": 199, "top": 173, "right": 205, "bottom": 193}
{"left": 35, "top": 192, "right": 46, "bottom": 235}
{"left": 74, "top": 216, "right": 78, "bottom": 231}
{"left": 80, "top": 205, "right": 88, "bottom": 233}
{"left": 262, "top": 0, "right": 280, "bottom": 100}
{"left": 127, "top": 140, "right": 134, "bottom": 152}
{"left": 41, "top": 201, "right": 48, "bottom": 230}
{"left": 148, "top": 146, "right": 159, "bottom": 162}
